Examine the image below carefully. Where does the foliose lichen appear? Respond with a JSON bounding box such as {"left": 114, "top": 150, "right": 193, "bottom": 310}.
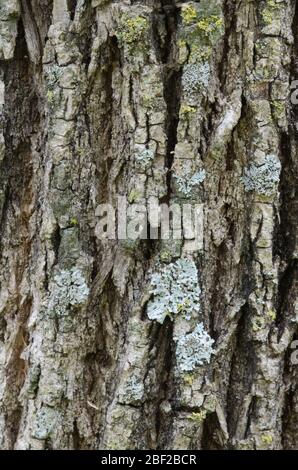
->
{"left": 134, "top": 147, "right": 154, "bottom": 170}
{"left": 31, "top": 406, "right": 58, "bottom": 440}
{"left": 48, "top": 268, "right": 89, "bottom": 316}
{"left": 174, "top": 170, "right": 206, "bottom": 198}
{"left": 120, "top": 374, "right": 144, "bottom": 405}
{"left": 147, "top": 259, "right": 201, "bottom": 324}
{"left": 182, "top": 63, "right": 210, "bottom": 97}
{"left": 241, "top": 155, "right": 281, "bottom": 195}
{"left": 175, "top": 323, "right": 215, "bottom": 372}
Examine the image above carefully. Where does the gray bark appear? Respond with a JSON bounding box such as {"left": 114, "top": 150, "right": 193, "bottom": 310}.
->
{"left": 0, "top": 0, "right": 297, "bottom": 450}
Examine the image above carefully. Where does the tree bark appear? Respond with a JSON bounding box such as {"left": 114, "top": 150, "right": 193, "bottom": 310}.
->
{"left": 0, "top": 0, "right": 297, "bottom": 450}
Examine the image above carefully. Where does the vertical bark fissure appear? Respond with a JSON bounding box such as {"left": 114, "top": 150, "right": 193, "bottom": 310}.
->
{"left": 0, "top": 12, "right": 41, "bottom": 446}
{"left": 160, "top": 0, "right": 182, "bottom": 203}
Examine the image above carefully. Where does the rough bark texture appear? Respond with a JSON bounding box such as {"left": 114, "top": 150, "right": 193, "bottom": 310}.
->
{"left": 0, "top": 0, "right": 297, "bottom": 450}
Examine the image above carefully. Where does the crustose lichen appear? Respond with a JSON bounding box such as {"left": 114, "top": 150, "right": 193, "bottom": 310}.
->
{"left": 181, "top": 1, "right": 223, "bottom": 45}
{"left": 196, "top": 15, "right": 223, "bottom": 38}
{"left": 117, "top": 15, "right": 149, "bottom": 50}
{"left": 181, "top": 4, "right": 197, "bottom": 25}
{"left": 147, "top": 258, "right": 201, "bottom": 324}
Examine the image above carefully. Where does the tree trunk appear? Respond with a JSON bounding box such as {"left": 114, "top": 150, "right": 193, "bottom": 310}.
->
{"left": 0, "top": 0, "right": 297, "bottom": 450}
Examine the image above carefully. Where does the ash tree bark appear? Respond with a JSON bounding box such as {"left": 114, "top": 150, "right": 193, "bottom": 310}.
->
{"left": 0, "top": 0, "right": 297, "bottom": 450}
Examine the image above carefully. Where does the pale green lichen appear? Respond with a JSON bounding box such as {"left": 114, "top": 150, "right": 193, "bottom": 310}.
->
{"left": 238, "top": 440, "right": 255, "bottom": 450}
{"left": 182, "top": 63, "right": 210, "bottom": 96}
{"left": 175, "top": 323, "right": 215, "bottom": 371}
{"left": 48, "top": 268, "right": 89, "bottom": 317}
{"left": 252, "top": 310, "right": 276, "bottom": 331}
{"left": 31, "top": 406, "right": 58, "bottom": 440}
{"left": 147, "top": 259, "right": 201, "bottom": 324}
{"left": 179, "top": 2, "right": 223, "bottom": 97}
{"left": 241, "top": 155, "right": 281, "bottom": 196}
{"left": 120, "top": 375, "right": 144, "bottom": 406}
{"left": 174, "top": 170, "right": 206, "bottom": 198}
{"left": 134, "top": 147, "right": 154, "bottom": 170}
